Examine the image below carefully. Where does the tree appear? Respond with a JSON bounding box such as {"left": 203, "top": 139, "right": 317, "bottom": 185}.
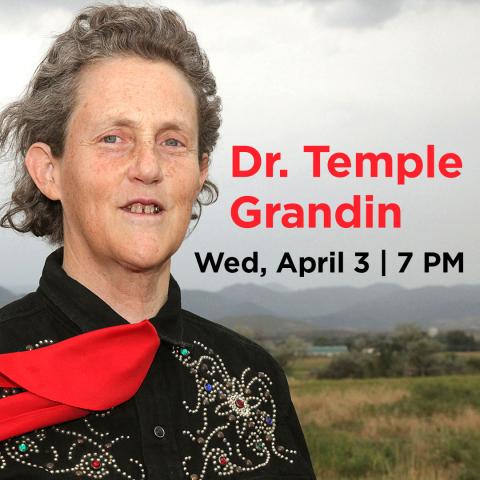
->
{"left": 393, "top": 323, "right": 443, "bottom": 376}
{"left": 313, "top": 335, "right": 330, "bottom": 346}
{"left": 345, "top": 333, "right": 371, "bottom": 353}
{"left": 370, "top": 333, "right": 403, "bottom": 377}
{"left": 443, "top": 330, "right": 477, "bottom": 352}
{"left": 318, "top": 352, "right": 367, "bottom": 379}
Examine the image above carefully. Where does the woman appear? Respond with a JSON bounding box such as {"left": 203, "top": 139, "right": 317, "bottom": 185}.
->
{"left": 0, "top": 4, "right": 316, "bottom": 479}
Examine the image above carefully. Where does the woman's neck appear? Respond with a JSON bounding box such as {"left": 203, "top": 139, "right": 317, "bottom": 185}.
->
{"left": 61, "top": 243, "right": 171, "bottom": 323}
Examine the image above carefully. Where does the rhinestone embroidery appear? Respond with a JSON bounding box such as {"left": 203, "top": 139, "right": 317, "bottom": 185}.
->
{"left": 0, "top": 340, "right": 147, "bottom": 479}
{"left": 172, "top": 340, "right": 297, "bottom": 479}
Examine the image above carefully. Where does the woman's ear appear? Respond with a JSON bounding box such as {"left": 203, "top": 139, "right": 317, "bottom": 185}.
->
{"left": 24, "top": 142, "right": 62, "bottom": 201}
{"left": 198, "top": 153, "right": 209, "bottom": 193}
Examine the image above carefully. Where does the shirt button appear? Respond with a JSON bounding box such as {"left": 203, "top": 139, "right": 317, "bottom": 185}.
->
{"left": 153, "top": 425, "right": 166, "bottom": 439}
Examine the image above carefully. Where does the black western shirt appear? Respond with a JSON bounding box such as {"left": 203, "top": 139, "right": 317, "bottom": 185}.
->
{"left": 0, "top": 247, "right": 316, "bottom": 480}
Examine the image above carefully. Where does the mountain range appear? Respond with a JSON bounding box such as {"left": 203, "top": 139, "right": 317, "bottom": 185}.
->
{"left": 182, "top": 283, "right": 480, "bottom": 334}
{"left": 1, "top": 283, "right": 479, "bottom": 335}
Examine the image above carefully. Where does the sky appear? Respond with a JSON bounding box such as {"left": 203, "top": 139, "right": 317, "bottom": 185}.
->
{"left": 0, "top": 0, "right": 478, "bottom": 292}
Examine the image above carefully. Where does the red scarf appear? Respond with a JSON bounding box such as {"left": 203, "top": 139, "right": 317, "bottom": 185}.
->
{"left": 0, "top": 319, "right": 160, "bottom": 442}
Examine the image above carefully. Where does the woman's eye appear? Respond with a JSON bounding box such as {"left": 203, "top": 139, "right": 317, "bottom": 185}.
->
{"left": 102, "top": 135, "right": 120, "bottom": 144}
{"left": 164, "top": 138, "right": 183, "bottom": 147}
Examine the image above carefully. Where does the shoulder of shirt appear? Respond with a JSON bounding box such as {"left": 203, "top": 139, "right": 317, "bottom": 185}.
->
{"left": 181, "top": 308, "right": 290, "bottom": 387}
{"left": 0, "top": 291, "right": 45, "bottom": 325}
{"left": 182, "top": 307, "right": 270, "bottom": 355}
{"left": 0, "top": 292, "right": 48, "bottom": 353}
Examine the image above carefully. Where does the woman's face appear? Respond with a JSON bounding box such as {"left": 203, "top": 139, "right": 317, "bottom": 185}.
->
{"left": 56, "top": 55, "right": 208, "bottom": 271}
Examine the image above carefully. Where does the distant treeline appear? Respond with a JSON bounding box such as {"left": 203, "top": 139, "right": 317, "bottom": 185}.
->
{"left": 316, "top": 325, "right": 480, "bottom": 380}
{"left": 314, "top": 328, "right": 479, "bottom": 352}
{"left": 235, "top": 323, "right": 480, "bottom": 379}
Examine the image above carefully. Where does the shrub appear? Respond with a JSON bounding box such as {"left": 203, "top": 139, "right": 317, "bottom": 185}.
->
{"left": 317, "top": 353, "right": 370, "bottom": 379}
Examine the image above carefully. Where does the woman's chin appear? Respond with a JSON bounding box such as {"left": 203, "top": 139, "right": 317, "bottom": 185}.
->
{"left": 114, "top": 243, "right": 171, "bottom": 272}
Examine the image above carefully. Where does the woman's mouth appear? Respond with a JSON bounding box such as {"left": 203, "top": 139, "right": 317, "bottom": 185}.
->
{"left": 122, "top": 202, "right": 162, "bottom": 215}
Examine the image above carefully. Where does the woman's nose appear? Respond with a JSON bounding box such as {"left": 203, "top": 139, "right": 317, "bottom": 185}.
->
{"left": 129, "top": 140, "right": 164, "bottom": 184}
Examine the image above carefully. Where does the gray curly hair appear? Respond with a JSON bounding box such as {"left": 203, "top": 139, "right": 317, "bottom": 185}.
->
{"left": 0, "top": 3, "right": 221, "bottom": 245}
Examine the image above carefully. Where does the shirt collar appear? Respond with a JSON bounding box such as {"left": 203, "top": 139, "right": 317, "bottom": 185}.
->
{"left": 37, "top": 247, "right": 191, "bottom": 347}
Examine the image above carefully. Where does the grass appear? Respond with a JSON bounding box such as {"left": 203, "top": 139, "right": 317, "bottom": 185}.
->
{"left": 288, "top": 356, "right": 480, "bottom": 479}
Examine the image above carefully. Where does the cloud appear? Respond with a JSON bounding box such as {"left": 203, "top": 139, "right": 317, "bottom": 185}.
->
{"left": 0, "top": 0, "right": 472, "bottom": 30}
{"left": 0, "top": 0, "right": 123, "bottom": 24}
{"left": 202, "top": 0, "right": 406, "bottom": 29}
{"left": 0, "top": 0, "right": 478, "bottom": 290}
{"left": 316, "top": 0, "right": 406, "bottom": 29}
{"left": 0, "top": 0, "right": 90, "bottom": 15}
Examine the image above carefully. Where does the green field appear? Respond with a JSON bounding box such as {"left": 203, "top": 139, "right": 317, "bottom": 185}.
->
{"left": 289, "top": 356, "right": 480, "bottom": 480}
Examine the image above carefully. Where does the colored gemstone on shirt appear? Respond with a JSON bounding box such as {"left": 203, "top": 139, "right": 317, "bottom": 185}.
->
{"left": 265, "top": 416, "right": 273, "bottom": 425}
{"left": 91, "top": 459, "right": 101, "bottom": 469}
{"left": 180, "top": 347, "right": 190, "bottom": 356}
{"left": 18, "top": 443, "right": 28, "bottom": 452}
{"left": 204, "top": 383, "right": 212, "bottom": 392}
{"left": 255, "top": 441, "right": 265, "bottom": 451}
{"left": 235, "top": 398, "right": 245, "bottom": 408}
{"left": 219, "top": 455, "right": 228, "bottom": 465}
